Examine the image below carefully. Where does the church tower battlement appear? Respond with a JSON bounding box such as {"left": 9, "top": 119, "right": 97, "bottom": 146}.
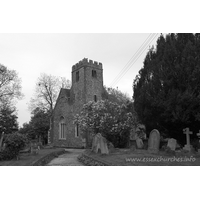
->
{"left": 71, "top": 58, "right": 103, "bottom": 106}
{"left": 72, "top": 58, "right": 102, "bottom": 72}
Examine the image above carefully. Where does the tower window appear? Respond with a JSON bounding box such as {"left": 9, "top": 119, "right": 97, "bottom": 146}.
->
{"left": 94, "top": 95, "right": 97, "bottom": 102}
{"left": 59, "top": 116, "right": 66, "bottom": 140}
{"left": 75, "top": 124, "right": 79, "bottom": 138}
{"left": 92, "top": 70, "right": 97, "bottom": 78}
{"left": 76, "top": 71, "right": 79, "bottom": 82}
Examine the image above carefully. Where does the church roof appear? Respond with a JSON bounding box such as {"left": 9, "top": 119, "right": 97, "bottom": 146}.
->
{"left": 60, "top": 88, "right": 71, "bottom": 98}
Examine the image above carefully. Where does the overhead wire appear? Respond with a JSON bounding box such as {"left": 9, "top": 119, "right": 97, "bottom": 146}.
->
{"left": 110, "top": 33, "right": 159, "bottom": 88}
{"left": 109, "top": 33, "right": 154, "bottom": 87}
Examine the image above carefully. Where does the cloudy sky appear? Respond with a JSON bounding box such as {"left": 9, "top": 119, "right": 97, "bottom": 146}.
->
{"left": 0, "top": 33, "right": 160, "bottom": 126}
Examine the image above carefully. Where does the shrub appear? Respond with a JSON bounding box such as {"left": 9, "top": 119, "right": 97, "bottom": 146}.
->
{"left": 74, "top": 100, "right": 136, "bottom": 148}
{"left": 0, "top": 133, "right": 28, "bottom": 161}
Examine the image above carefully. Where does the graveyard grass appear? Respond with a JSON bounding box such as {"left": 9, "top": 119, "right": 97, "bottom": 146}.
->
{"left": 0, "top": 148, "right": 65, "bottom": 166}
{"left": 84, "top": 149, "right": 200, "bottom": 166}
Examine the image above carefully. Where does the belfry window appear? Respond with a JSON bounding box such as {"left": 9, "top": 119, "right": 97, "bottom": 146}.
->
{"left": 92, "top": 70, "right": 97, "bottom": 78}
{"left": 76, "top": 71, "right": 79, "bottom": 82}
{"left": 94, "top": 95, "right": 97, "bottom": 102}
{"left": 59, "top": 116, "right": 66, "bottom": 140}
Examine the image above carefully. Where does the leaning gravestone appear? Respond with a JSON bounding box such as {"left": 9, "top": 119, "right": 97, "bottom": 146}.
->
{"left": 167, "top": 138, "right": 177, "bottom": 151}
{"left": 92, "top": 133, "right": 109, "bottom": 154}
{"left": 148, "top": 129, "right": 160, "bottom": 153}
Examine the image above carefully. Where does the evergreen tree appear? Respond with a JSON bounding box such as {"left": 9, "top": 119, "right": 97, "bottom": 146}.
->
{"left": 19, "top": 108, "right": 50, "bottom": 144}
{"left": 0, "top": 105, "right": 18, "bottom": 136}
{"left": 133, "top": 33, "right": 200, "bottom": 143}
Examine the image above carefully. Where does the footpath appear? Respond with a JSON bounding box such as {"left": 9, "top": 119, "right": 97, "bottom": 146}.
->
{"left": 47, "top": 149, "right": 84, "bottom": 166}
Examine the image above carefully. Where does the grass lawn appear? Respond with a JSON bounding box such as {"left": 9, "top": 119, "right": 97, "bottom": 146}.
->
{"left": 84, "top": 149, "right": 200, "bottom": 166}
{"left": 0, "top": 147, "right": 65, "bottom": 166}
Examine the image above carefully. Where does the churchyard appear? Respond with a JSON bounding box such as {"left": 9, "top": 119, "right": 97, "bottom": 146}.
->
{"left": 83, "top": 127, "right": 200, "bottom": 166}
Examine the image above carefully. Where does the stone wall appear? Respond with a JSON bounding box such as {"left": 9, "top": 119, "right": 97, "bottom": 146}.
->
{"left": 51, "top": 89, "right": 83, "bottom": 148}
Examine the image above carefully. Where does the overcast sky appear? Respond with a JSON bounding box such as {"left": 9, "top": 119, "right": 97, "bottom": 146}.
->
{"left": 0, "top": 33, "right": 160, "bottom": 126}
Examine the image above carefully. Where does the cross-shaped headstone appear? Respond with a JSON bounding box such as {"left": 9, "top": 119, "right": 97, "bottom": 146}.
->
{"left": 183, "top": 128, "right": 193, "bottom": 146}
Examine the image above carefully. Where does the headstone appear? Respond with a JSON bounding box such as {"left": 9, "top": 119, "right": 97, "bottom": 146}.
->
{"left": 31, "top": 141, "right": 39, "bottom": 155}
{"left": 183, "top": 128, "right": 193, "bottom": 152}
{"left": 130, "top": 128, "right": 137, "bottom": 140}
{"left": 197, "top": 130, "right": 200, "bottom": 142}
{"left": 106, "top": 141, "right": 115, "bottom": 153}
{"left": 136, "top": 138, "right": 144, "bottom": 149}
{"left": 48, "top": 130, "right": 51, "bottom": 144}
{"left": 107, "top": 142, "right": 114, "bottom": 148}
{"left": 0, "top": 132, "right": 5, "bottom": 151}
{"left": 148, "top": 129, "right": 160, "bottom": 153}
{"left": 82, "top": 138, "right": 86, "bottom": 148}
{"left": 92, "top": 133, "right": 109, "bottom": 154}
{"left": 196, "top": 130, "right": 200, "bottom": 153}
{"left": 167, "top": 138, "right": 177, "bottom": 151}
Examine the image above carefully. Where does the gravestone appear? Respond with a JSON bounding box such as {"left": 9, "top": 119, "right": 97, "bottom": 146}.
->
{"left": 196, "top": 130, "right": 200, "bottom": 153}
{"left": 92, "top": 133, "right": 109, "bottom": 154}
{"left": 167, "top": 138, "right": 177, "bottom": 151}
{"left": 136, "top": 138, "right": 144, "bottom": 149}
{"left": 0, "top": 132, "right": 5, "bottom": 151}
{"left": 30, "top": 140, "right": 39, "bottom": 155}
{"left": 47, "top": 130, "right": 51, "bottom": 144}
{"left": 183, "top": 128, "right": 193, "bottom": 152}
{"left": 148, "top": 129, "right": 160, "bottom": 153}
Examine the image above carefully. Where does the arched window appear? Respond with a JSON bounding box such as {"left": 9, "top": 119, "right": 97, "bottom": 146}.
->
{"left": 59, "top": 116, "right": 66, "bottom": 140}
{"left": 75, "top": 124, "right": 79, "bottom": 138}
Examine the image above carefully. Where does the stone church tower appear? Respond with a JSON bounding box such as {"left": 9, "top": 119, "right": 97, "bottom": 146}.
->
{"left": 49, "top": 58, "right": 103, "bottom": 148}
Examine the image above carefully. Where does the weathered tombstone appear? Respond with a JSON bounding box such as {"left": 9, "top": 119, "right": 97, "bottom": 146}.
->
{"left": 82, "top": 138, "right": 86, "bottom": 148}
{"left": 31, "top": 140, "right": 39, "bottom": 155}
{"left": 196, "top": 130, "right": 200, "bottom": 153}
{"left": 2, "top": 143, "right": 6, "bottom": 151}
{"left": 47, "top": 130, "right": 51, "bottom": 144}
{"left": 0, "top": 132, "right": 5, "bottom": 151}
{"left": 183, "top": 128, "right": 193, "bottom": 152}
{"left": 148, "top": 129, "right": 160, "bottom": 153}
{"left": 136, "top": 138, "right": 144, "bottom": 149}
{"left": 92, "top": 133, "right": 109, "bottom": 154}
{"left": 167, "top": 138, "right": 177, "bottom": 151}
{"left": 107, "top": 141, "right": 115, "bottom": 152}
{"left": 130, "top": 128, "right": 137, "bottom": 140}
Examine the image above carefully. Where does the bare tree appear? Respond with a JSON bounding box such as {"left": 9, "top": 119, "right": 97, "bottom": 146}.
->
{"left": 0, "top": 64, "right": 23, "bottom": 109}
{"left": 29, "top": 73, "right": 71, "bottom": 113}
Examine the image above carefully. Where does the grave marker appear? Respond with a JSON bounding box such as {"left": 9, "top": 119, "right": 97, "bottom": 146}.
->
{"left": 167, "top": 138, "right": 177, "bottom": 151}
{"left": 148, "top": 129, "right": 160, "bottom": 153}
{"left": 92, "top": 133, "right": 109, "bottom": 154}
{"left": 183, "top": 128, "right": 193, "bottom": 152}
{"left": 196, "top": 130, "right": 200, "bottom": 153}
{"left": 0, "top": 132, "right": 5, "bottom": 151}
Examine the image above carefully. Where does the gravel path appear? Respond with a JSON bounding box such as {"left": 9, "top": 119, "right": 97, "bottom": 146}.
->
{"left": 46, "top": 149, "right": 84, "bottom": 166}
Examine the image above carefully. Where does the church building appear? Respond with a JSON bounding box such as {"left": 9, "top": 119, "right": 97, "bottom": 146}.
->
{"left": 49, "top": 58, "right": 104, "bottom": 148}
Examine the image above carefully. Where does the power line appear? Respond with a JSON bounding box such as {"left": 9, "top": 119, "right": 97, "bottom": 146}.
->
{"left": 110, "top": 33, "right": 159, "bottom": 87}
{"left": 109, "top": 33, "right": 154, "bottom": 87}
{"left": 110, "top": 33, "right": 159, "bottom": 88}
